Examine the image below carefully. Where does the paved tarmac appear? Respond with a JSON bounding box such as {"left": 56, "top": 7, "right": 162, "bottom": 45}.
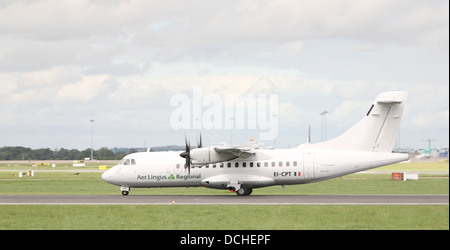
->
{"left": 0, "top": 195, "right": 448, "bottom": 205}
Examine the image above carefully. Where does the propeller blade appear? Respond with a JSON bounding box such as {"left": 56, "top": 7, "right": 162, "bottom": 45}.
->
{"left": 180, "top": 135, "right": 191, "bottom": 174}
{"left": 185, "top": 136, "right": 190, "bottom": 153}
{"left": 198, "top": 133, "right": 203, "bottom": 149}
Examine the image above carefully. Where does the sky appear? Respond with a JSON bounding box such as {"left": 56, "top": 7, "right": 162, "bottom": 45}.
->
{"left": 0, "top": 0, "right": 448, "bottom": 150}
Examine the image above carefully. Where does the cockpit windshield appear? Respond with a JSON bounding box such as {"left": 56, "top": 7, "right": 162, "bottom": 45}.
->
{"left": 118, "top": 158, "right": 136, "bottom": 166}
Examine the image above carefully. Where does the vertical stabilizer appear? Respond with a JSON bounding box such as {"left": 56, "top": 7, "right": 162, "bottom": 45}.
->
{"left": 313, "top": 91, "right": 408, "bottom": 152}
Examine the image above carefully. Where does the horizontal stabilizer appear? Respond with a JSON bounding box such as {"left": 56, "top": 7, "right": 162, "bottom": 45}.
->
{"left": 377, "top": 91, "right": 404, "bottom": 104}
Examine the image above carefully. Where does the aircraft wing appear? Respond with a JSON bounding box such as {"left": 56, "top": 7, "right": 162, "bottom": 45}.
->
{"left": 214, "top": 141, "right": 264, "bottom": 158}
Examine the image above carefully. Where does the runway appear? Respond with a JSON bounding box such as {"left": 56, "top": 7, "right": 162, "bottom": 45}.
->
{"left": 0, "top": 195, "right": 448, "bottom": 205}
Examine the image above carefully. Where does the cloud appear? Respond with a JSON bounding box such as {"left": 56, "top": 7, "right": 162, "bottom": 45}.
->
{"left": 55, "top": 75, "right": 111, "bottom": 103}
{"left": 278, "top": 102, "right": 305, "bottom": 127}
{"left": 0, "top": 73, "right": 17, "bottom": 97}
{"left": 1, "top": 0, "right": 447, "bottom": 73}
{"left": 18, "top": 66, "right": 81, "bottom": 87}
{"left": 0, "top": 0, "right": 448, "bottom": 149}
{"left": 411, "top": 109, "right": 450, "bottom": 131}
{"left": 329, "top": 100, "right": 372, "bottom": 127}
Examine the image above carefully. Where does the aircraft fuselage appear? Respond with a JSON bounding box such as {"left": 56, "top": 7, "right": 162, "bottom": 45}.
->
{"left": 102, "top": 91, "right": 410, "bottom": 196}
{"left": 102, "top": 148, "right": 409, "bottom": 194}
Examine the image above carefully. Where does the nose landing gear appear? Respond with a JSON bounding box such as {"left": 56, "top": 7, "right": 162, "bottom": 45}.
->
{"left": 120, "top": 186, "right": 130, "bottom": 196}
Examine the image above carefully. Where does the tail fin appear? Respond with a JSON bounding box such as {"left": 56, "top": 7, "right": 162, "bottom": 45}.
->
{"left": 314, "top": 91, "right": 408, "bottom": 152}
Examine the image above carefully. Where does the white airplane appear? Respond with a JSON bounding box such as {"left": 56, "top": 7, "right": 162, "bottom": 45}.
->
{"left": 102, "top": 91, "right": 409, "bottom": 196}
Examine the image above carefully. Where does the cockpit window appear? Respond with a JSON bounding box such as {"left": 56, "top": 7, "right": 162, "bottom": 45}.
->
{"left": 119, "top": 158, "right": 136, "bottom": 165}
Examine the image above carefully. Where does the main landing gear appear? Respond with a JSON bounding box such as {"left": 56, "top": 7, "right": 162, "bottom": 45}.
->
{"left": 235, "top": 185, "right": 253, "bottom": 196}
{"left": 227, "top": 181, "right": 253, "bottom": 196}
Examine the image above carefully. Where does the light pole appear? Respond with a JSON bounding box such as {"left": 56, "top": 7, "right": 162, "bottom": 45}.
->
{"left": 320, "top": 111, "right": 328, "bottom": 142}
{"left": 90, "top": 119, "right": 94, "bottom": 160}
{"left": 229, "top": 117, "right": 234, "bottom": 145}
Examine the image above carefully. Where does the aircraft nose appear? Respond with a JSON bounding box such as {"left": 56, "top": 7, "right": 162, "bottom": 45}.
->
{"left": 101, "top": 170, "right": 109, "bottom": 181}
{"left": 102, "top": 168, "right": 114, "bottom": 183}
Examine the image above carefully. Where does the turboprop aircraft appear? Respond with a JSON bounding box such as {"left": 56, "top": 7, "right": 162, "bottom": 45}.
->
{"left": 102, "top": 91, "right": 409, "bottom": 196}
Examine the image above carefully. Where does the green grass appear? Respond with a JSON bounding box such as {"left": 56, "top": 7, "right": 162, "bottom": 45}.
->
{"left": 0, "top": 205, "right": 448, "bottom": 230}
{"left": 0, "top": 171, "right": 447, "bottom": 195}
{"left": 0, "top": 161, "right": 116, "bottom": 170}
{"left": 375, "top": 161, "right": 449, "bottom": 172}
{"left": 0, "top": 161, "right": 448, "bottom": 230}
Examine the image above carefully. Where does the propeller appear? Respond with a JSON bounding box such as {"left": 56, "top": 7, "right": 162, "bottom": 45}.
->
{"left": 180, "top": 136, "right": 191, "bottom": 174}
{"left": 179, "top": 133, "right": 203, "bottom": 174}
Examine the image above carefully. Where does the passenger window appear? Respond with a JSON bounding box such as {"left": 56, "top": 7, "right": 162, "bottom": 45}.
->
{"left": 250, "top": 162, "right": 254, "bottom": 167}
{"left": 220, "top": 163, "right": 224, "bottom": 168}
{"left": 279, "top": 162, "right": 283, "bottom": 167}
{"left": 272, "top": 162, "right": 276, "bottom": 167}
{"left": 257, "top": 162, "right": 261, "bottom": 167}
{"left": 243, "top": 162, "right": 246, "bottom": 168}
{"left": 264, "top": 162, "right": 268, "bottom": 167}
{"left": 235, "top": 162, "right": 239, "bottom": 168}
{"left": 227, "top": 162, "right": 231, "bottom": 168}
{"left": 293, "top": 161, "right": 297, "bottom": 167}
{"left": 286, "top": 162, "right": 290, "bottom": 167}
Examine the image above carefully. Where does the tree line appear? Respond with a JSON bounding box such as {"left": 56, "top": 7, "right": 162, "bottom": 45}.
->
{"left": 0, "top": 147, "right": 137, "bottom": 161}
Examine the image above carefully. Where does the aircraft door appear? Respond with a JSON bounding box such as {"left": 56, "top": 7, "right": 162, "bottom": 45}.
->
{"left": 175, "top": 164, "right": 182, "bottom": 174}
{"left": 303, "top": 152, "right": 314, "bottom": 179}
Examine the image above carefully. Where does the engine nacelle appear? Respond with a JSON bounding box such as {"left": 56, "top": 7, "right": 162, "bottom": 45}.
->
{"left": 190, "top": 147, "right": 236, "bottom": 165}
{"left": 201, "top": 175, "right": 230, "bottom": 189}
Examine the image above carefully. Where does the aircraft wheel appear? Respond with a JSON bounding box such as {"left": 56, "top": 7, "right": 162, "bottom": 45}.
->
{"left": 122, "top": 191, "right": 129, "bottom": 196}
{"left": 236, "top": 186, "right": 252, "bottom": 196}
{"left": 236, "top": 188, "right": 246, "bottom": 196}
